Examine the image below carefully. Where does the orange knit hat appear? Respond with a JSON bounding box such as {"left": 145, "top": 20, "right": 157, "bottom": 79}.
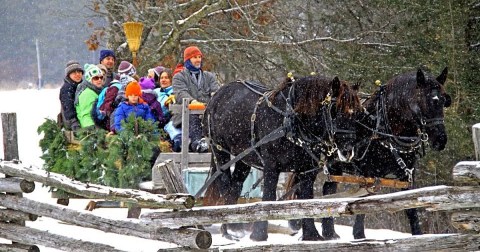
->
{"left": 125, "top": 81, "right": 142, "bottom": 97}
{"left": 183, "top": 46, "right": 203, "bottom": 62}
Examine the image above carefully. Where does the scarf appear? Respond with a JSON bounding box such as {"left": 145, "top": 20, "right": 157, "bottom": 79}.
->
{"left": 184, "top": 60, "right": 203, "bottom": 86}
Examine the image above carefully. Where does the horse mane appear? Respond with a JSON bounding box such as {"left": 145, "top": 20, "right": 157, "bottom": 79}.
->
{"left": 336, "top": 81, "right": 362, "bottom": 117}
{"left": 270, "top": 75, "right": 361, "bottom": 116}
{"left": 287, "top": 76, "right": 332, "bottom": 115}
{"left": 385, "top": 70, "right": 443, "bottom": 111}
{"left": 385, "top": 72, "right": 418, "bottom": 106}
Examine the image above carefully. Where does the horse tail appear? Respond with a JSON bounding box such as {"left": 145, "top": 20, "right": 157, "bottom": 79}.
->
{"left": 283, "top": 172, "right": 298, "bottom": 200}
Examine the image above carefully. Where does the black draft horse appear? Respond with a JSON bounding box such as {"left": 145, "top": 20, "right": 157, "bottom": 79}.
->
{"left": 202, "top": 75, "right": 363, "bottom": 241}
{"left": 323, "top": 67, "right": 451, "bottom": 239}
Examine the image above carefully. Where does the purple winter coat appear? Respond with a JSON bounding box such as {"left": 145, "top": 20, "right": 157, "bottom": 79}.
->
{"left": 142, "top": 90, "right": 168, "bottom": 128}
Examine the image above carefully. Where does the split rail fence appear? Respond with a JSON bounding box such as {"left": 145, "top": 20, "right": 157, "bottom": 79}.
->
{"left": 1, "top": 113, "right": 479, "bottom": 251}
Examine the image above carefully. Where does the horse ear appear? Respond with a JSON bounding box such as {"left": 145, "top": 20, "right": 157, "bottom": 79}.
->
{"left": 352, "top": 82, "right": 361, "bottom": 92}
{"left": 416, "top": 69, "right": 426, "bottom": 88}
{"left": 436, "top": 67, "right": 448, "bottom": 85}
{"left": 331, "top": 76, "right": 341, "bottom": 97}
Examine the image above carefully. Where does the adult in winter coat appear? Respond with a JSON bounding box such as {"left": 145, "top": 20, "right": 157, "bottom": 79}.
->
{"left": 154, "top": 68, "right": 182, "bottom": 152}
{"left": 75, "top": 64, "right": 104, "bottom": 128}
{"left": 154, "top": 68, "right": 175, "bottom": 118}
{"left": 172, "top": 46, "right": 219, "bottom": 152}
{"left": 113, "top": 81, "right": 155, "bottom": 133}
{"left": 147, "top": 65, "right": 165, "bottom": 88}
{"left": 99, "top": 49, "right": 116, "bottom": 86}
{"left": 59, "top": 60, "right": 84, "bottom": 131}
{"left": 139, "top": 77, "right": 167, "bottom": 128}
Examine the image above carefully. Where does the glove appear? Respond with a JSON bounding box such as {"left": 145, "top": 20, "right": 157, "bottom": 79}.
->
{"left": 190, "top": 99, "right": 204, "bottom": 105}
{"left": 164, "top": 95, "right": 176, "bottom": 107}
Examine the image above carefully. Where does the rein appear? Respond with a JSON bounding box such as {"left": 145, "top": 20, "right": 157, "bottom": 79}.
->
{"left": 356, "top": 84, "right": 445, "bottom": 183}
{"left": 199, "top": 80, "right": 344, "bottom": 197}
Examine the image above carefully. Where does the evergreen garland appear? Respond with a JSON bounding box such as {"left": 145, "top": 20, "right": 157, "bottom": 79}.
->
{"left": 37, "top": 115, "right": 159, "bottom": 189}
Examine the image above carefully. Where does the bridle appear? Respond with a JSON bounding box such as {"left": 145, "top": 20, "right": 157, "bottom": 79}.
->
{"left": 354, "top": 84, "right": 446, "bottom": 183}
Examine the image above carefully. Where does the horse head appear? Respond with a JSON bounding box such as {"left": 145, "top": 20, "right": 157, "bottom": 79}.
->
{"left": 413, "top": 67, "right": 450, "bottom": 150}
{"left": 384, "top": 67, "right": 450, "bottom": 151}
{"left": 292, "top": 75, "right": 363, "bottom": 163}
{"left": 330, "top": 77, "right": 363, "bottom": 162}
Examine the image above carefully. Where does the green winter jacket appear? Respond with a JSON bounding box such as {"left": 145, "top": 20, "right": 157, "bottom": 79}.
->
{"left": 76, "top": 87, "right": 99, "bottom": 128}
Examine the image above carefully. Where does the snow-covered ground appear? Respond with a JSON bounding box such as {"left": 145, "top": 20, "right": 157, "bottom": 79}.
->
{"left": 0, "top": 88, "right": 411, "bottom": 251}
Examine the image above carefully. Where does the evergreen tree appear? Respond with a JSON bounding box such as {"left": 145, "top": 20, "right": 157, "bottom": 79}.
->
{"left": 38, "top": 115, "right": 159, "bottom": 189}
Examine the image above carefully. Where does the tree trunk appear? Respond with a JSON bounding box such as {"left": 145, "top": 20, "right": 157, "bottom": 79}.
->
{"left": 0, "top": 194, "right": 211, "bottom": 249}
{"left": 0, "top": 162, "right": 194, "bottom": 209}
{"left": 141, "top": 186, "right": 480, "bottom": 227}
{"left": 0, "top": 222, "right": 123, "bottom": 252}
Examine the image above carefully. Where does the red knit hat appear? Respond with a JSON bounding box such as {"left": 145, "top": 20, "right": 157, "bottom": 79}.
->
{"left": 125, "top": 81, "right": 142, "bottom": 97}
{"left": 183, "top": 46, "right": 203, "bottom": 62}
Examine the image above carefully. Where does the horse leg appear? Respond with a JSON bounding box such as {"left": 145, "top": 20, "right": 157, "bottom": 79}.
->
{"left": 284, "top": 173, "right": 302, "bottom": 231}
{"left": 222, "top": 162, "right": 252, "bottom": 240}
{"left": 296, "top": 171, "right": 324, "bottom": 241}
{"left": 250, "top": 167, "right": 279, "bottom": 241}
{"left": 402, "top": 177, "right": 422, "bottom": 235}
{"left": 321, "top": 181, "right": 340, "bottom": 240}
{"left": 353, "top": 214, "right": 366, "bottom": 239}
{"left": 406, "top": 208, "right": 422, "bottom": 235}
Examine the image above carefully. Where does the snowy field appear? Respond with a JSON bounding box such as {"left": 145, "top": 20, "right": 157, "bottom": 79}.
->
{"left": 0, "top": 88, "right": 412, "bottom": 251}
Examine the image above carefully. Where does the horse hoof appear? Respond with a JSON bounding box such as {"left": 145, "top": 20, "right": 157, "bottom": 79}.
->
{"left": 288, "top": 219, "right": 302, "bottom": 231}
{"left": 222, "top": 233, "right": 241, "bottom": 241}
{"left": 250, "top": 232, "right": 268, "bottom": 241}
{"left": 324, "top": 232, "right": 340, "bottom": 240}
{"left": 353, "top": 233, "right": 366, "bottom": 240}
{"left": 302, "top": 233, "right": 325, "bottom": 241}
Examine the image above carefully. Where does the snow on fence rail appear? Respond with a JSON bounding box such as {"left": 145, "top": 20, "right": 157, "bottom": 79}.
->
{"left": 2, "top": 112, "right": 480, "bottom": 251}
{"left": 0, "top": 162, "right": 212, "bottom": 250}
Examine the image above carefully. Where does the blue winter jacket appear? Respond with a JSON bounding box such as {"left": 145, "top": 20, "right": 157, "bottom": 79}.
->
{"left": 154, "top": 86, "right": 173, "bottom": 118}
{"left": 113, "top": 101, "right": 155, "bottom": 132}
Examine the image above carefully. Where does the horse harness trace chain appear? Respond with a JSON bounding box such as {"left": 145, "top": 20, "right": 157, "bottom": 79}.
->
{"left": 196, "top": 79, "right": 350, "bottom": 198}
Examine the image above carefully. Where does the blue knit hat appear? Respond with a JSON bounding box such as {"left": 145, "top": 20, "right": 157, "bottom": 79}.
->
{"left": 99, "top": 49, "right": 115, "bottom": 63}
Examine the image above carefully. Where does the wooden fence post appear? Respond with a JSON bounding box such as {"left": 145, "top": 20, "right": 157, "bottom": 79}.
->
{"left": 473, "top": 123, "right": 480, "bottom": 161}
{"left": 1, "top": 112, "right": 35, "bottom": 249}
{"left": 2, "top": 113, "right": 19, "bottom": 161}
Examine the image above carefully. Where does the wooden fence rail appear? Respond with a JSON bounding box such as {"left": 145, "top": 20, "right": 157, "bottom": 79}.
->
{"left": 0, "top": 161, "right": 194, "bottom": 210}
{"left": 2, "top": 112, "right": 480, "bottom": 251}
{"left": 0, "top": 194, "right": 211, "bottom": 249}
{"left": 141, "top": 185, "right": 480, "bottom": 227}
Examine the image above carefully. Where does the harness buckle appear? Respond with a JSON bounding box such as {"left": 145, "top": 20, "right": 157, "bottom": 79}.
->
{"left": 396, "top": 157, "right": 407, "bottom": 169}
{"left": 323, "top": 165, "right": 330, "bottom": 176}
{"left": 420, "top": 132, "right": 428, "bottom": 142}
{"left": 405, "top": 168, "right": 414, "bottom": 182}
{"left": 326, "top": 143, "right": 337, "bottom": 157}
